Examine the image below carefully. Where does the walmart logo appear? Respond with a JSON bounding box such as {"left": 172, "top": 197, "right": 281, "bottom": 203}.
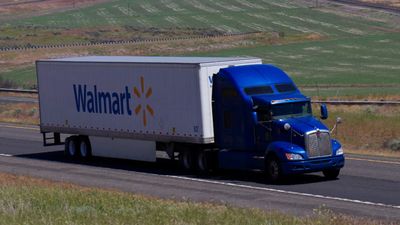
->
{"left": 73, "top": 76, "right": 154, "bottom": 126}
{"left": 133, "top": 76, "right": 154, "bottom": 127}
{"left": 73, "top": 85, "right": 133, "bottom": 115}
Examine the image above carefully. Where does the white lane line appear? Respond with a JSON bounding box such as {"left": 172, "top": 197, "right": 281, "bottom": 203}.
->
{"left": 166, "top": 175, "right": 400, "bottom": 209}
{"left": 347, "top": 157, "right": 400, "bottom": 165}
{"left": 0, "top": 154, "right": 13, "bottom": 157}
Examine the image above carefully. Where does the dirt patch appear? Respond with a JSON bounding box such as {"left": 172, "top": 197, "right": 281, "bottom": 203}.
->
{"left": 361, "top": 0, "right": 400, "bottom": 8}
{"left": 318, "top": 0, "right": 400, "bottom": 27}
{"left": 0, "top": 0, "right": 112, "bottom": 21}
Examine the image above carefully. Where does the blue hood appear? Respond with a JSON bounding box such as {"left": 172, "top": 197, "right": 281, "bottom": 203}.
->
{"left": 274, "top": 116, "right": 329, "bottom": 134}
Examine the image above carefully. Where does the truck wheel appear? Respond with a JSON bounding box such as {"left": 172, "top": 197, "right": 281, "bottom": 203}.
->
{"left": 323, "top": 169, "right": 340, "bottom": 179}
{"left": 179, "top": 150, "right": 194, "bottom": 171}
{"left": 196, "top": 150, "right": 215, "bottom": 175}
{"left": 78, "top": 136, "right": 92, "bottom": 159}
{"left": 65, "top": 136, "right": 79, "bottom": 158}
{"left": 265, "top": 156, "right": 282, "bottom": 183}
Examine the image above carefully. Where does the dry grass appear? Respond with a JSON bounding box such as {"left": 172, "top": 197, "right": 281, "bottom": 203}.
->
{"left": 0, "top": 172, "right": 396, "bottom": 225}
{"left": 0, "top": 92, "right": 37, "bottom": 98}
{"left": 0, "top": 102, "right": 38, "bottom": 124}
{"left": 323, "top": 105, "right": 400, "bottom": 154}
{"left": 361, "top": 0, "right": 400, "bottom": 7}
{"left": 0, "top": 172, "right": 78, "bottom": 189}
{"left": 0, "top": 0, "right": 111, "bottom": 20}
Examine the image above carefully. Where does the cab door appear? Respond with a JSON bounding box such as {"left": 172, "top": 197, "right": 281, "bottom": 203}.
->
{"left": 254, "top": 106, "right": 273, "bottom": 150}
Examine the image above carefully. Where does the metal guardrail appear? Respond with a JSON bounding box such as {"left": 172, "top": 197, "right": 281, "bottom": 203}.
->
{"left": 1, "top": 88, "right": 399, "bottom": 105}
{"left": 0, "top": 88, "right": 38, "bottom": 94}
{"left": 312, "top": 100, "right": 400, "bottom": 105}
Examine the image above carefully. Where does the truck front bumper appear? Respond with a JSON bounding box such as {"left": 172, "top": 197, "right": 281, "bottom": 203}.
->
{"left": 281, "top": 155, "right": 345, "bottom": 175}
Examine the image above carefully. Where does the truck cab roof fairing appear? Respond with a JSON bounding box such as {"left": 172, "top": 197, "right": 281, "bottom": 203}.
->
{"left": 219, "top": 64, "right": 297, "bottom": 89}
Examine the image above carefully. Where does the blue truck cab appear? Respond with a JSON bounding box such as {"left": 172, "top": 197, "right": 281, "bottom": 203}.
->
{"left": 212, "top": 64, "right": 345, "bottom": 181}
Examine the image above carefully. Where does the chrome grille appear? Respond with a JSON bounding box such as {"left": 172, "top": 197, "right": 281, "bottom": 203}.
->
{"left": 306, "top": 131, "right": 332, "bottom": 158}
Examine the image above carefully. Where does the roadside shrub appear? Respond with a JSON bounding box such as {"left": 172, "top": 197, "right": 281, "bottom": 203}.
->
{"left": 0, "top": 76, "right": 17, "bottom": 88}
{"left": 384, "top": 139, "right": 400, "bottom": 151}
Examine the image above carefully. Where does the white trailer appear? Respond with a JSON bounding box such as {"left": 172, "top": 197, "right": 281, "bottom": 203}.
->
{"left": 37, "top": 56, "right": 262, "bottom": 162}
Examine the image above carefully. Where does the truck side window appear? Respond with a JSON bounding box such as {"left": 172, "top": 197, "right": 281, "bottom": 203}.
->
{"left": 244, "top": 86, "right": 273, "bottom": 95}
{"left": 275, "top": 83, "right": 296, "bottom": 93}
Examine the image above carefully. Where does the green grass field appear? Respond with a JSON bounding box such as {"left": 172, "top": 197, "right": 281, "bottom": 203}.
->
{"left": 193, "top": 32, "right": 400, "bottom": 86}
{"left": 0, "top": 66, "right": 36, "bottom": 89}
{"left": 1, "top": 0, "right": 396, "bottom": 42}
{"left": 0, "top": 0, "right": 399, "bottom": 97}
{"left": 1, "top": 32, "right": 400, "bottom": 97}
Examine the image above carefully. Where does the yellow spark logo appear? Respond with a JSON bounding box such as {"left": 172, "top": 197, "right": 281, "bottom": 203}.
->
{"left": 133, "top": 76, "right": 154, "bottom": 126}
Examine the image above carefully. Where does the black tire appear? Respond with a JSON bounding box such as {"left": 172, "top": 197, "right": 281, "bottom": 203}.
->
{"left": 65, "top": 136, "right": 79, "bottom": 158}
{"left": 78, "top": 136, "right": 92, "bottom": 159}
{"left": 179, "top": 150, "right": 195, "bottom": 171}
{"left": 323, "top": 169, "right": 340, "bottom": 179}
{"left": 265, "top": 156, "right": 282, "bottom": 183}
{"left": 195, "top": 150, "right": 216, "bottom": 175}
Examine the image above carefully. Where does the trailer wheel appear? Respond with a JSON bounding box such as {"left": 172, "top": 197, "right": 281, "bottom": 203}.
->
{"left": 78, "top": 136, "right": 92, "bottom": 159}
{"left": 179, "top": 150, "right": 194, "bottom": 171}
{"left": 65, "top": 136, "right": 79, "bottom": 158}
{"left": 323, "top": 169, "right": 340, "bottom": 180}
{"left": 265, "top": 156, "right": 282, "bottom": 183}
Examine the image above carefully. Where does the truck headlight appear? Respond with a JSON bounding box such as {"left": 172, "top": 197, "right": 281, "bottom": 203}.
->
{"left": 336, "top": 148, "right": 343, "bottom": 155}
{"left": 285, "top": 153, "right": 303, "bottom": 160}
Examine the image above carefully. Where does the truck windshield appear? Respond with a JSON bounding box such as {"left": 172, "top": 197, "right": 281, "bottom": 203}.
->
{"left": 271, "top": 101, "right": 311, "bottom": 119}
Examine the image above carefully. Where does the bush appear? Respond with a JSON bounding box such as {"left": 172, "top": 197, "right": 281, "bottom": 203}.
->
{"left": 384, "top": 139, "right": 400, "bottom": 151}
{"left": 0, "top": 76, "right": 18, "bottom": 88}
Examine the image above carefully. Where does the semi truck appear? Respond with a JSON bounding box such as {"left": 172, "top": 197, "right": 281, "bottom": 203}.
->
{"left": 36, "top": 56, "right": 344, "bottom": 182}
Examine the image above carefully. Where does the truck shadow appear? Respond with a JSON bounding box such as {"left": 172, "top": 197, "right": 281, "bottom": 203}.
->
{"left": 16, "top": 150, "right": 334, "bottom": 186}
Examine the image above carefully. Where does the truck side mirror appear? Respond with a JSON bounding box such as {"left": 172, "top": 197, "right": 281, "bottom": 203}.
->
{"left": 320, "top": 104, "right": 328, "bottom": 120}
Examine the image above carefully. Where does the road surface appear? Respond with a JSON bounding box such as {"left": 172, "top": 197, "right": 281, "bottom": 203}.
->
{"left": 0, "top": 123, "right": 399, "bottom": 221}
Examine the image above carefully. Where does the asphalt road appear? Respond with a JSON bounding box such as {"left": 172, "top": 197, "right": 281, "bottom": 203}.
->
{"left": 0, "top": 123, "right": 399, "bottom": 221}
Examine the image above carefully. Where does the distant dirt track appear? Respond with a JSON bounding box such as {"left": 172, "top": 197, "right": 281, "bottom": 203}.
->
{"left": 0, "top": 31, "right": 262, "bottom": 52}
{"left": 330, "top": 0, "right": 400, "bottom": 13}
{"left": 0, "top": 0, "right": 45, "bottom": 7}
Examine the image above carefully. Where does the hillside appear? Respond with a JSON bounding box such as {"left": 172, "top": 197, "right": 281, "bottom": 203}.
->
{"left": 0, "top": 0, "right": 399, "bottom": 96}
